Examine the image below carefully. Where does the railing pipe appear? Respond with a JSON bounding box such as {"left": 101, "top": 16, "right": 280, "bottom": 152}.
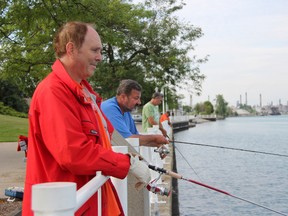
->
{"left": 75, "top": 172, "right": 109, "bottom": 211}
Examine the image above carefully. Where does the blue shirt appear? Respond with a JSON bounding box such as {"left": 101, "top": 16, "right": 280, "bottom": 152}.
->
{"left": 101, "top": 97, "right": 139, "bottom": 138}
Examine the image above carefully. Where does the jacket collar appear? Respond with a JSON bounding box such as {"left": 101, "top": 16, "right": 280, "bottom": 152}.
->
{"left": 51, "top": 59, "right": 102, "bottom": 105}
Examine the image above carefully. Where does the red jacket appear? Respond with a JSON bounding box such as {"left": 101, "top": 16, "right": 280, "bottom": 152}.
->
{"left": 22, "top": 59, "right": 130, "bottom": 216}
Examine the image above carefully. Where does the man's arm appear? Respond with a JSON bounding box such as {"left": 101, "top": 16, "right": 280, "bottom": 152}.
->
{"left": 158, "top": 121, "right": 168, "bottom": 137}
{"left": 147, "top": 115, "right": 167, "bottom": 137}
{"left": 129, "top": 134, "right": 169, "bottom": 147}
{"left": 147, "top": 116, "right": 158, "bottom": 125}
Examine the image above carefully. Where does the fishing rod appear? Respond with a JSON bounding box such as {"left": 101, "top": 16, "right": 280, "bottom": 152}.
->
{"left": 174, "top": 140, "right": 288, "bottom": 158}
{"left": 148, "top": 164, "right": 288, "bottom": 216}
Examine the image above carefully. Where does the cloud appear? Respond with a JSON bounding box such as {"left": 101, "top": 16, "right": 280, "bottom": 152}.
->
{"left": 178, "top": 0, "right": 288, "bottom": 106}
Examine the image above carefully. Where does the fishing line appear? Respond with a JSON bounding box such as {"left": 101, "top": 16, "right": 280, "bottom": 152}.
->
{"left": 175, "top": 145, "right": 201, "bottom": 180}
{"left": 174, "top": 144, "right": 222, "bottom": 205}
{"left": 174, "top": 140, "right": 288, "bottom": 158}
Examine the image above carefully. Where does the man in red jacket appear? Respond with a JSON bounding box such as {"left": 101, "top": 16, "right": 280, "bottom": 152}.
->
{"left": 22, "top": 21, "right": 150, "bottom": 216}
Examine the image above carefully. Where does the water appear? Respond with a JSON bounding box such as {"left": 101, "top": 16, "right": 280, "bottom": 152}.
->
{"left": 174, "top": 115, "right": 288, "bottom": 216}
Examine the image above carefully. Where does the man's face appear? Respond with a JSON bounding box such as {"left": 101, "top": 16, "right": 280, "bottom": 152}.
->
{"left": 73, "top": 27, "right": 102, "bottom": 80}
{"left": 154, "top": 96, "right": 163, "bottom": 105}
{"left": 122, "top": 89, "right": 141, "bottom": 112}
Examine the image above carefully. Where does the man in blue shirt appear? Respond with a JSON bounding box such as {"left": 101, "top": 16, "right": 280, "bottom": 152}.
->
{"left": 101, "top": 79, "right": 168, "bottom": 147}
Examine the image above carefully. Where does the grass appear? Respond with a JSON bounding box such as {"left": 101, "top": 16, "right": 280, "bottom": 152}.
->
{"left": 0, "top": 114, "right": 28, "bottom": 142}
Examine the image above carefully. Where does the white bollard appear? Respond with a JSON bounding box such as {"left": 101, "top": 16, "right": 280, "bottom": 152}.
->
{"left": 125, "top": 137, "right": 140, "bottom": 153}
{"left": 32, "top": 182, "right": 76, "bottom": 216}
{"left": 145, "top": 127, "right": 164, "bottom": 204}
{"left": 111, "top": 146, "right": 128, "bottom": 216}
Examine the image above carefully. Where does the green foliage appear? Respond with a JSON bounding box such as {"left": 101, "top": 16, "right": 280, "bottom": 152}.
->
{"left": 215, "top": 94, "right": 228, "bottom": 117}
{"left": 0, "top": 102, "right": 28, "bottom": 118}
{"left": 182, "top": 105, "right": 192, "bottom": 114}
{"left": 239, "top": 104, "right": 255, "bottom": 114}
{"left": 194, "top": 100, "right": 214, "bottom": 114}
{"left": 0, "top": 79, "right": 29, "bottom": 113}
{"left": 194, "top": 103, "right": 203, "bottom": 114}
{"left": 0, "top": 114, "right": 28, "bottom": 142}
{"left": 203, "top": 101, "right": 214, "bottom": 114}
{"left": 0, "top": 0, "right": 207, "bottom": 109}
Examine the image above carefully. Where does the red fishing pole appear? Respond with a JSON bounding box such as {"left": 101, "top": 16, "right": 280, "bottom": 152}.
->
{"left": 148, "top": 165, "right": 288, "bottom": 216}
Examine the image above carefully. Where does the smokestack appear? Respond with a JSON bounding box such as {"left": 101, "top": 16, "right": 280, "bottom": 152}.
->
{"left": 260, "top": 94, "right": 262, "bottom": 107}
{"left": 245, "top": 92, "right": 247, "bottom": 105}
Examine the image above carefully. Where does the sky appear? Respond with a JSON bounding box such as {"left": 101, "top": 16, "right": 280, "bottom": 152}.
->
{"left": 174, "top": 0, "right": 288, "bottom": 107}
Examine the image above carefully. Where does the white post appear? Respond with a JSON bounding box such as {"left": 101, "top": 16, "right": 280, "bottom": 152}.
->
{"left": 162, "top": 87, "right": 165, "bottom": 114}
{"left": 145, "top": 127, "right": 165, "bottom": 205}
{"left": 125, "top": 137, "right": 140, "bottom": 153}
{"left": 126, "top": 138, "right": 151, "bottom": 216}
{"left": 111, "top": 146, "right": 128, "bottom": 216}
{"left": 32, "top": 182, "right": 76, "bottom": 216}
{"left": 161, "top": 84, "right": 169, "bottom": 114}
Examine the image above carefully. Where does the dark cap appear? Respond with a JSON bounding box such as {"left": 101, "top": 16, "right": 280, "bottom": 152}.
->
{"left": 152, "top": 92, "right": 163, "bottom": 98}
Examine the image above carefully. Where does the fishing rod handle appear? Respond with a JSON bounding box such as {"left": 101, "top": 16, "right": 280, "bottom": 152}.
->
{"left": 167, "top": 170, "right": 182, "bottom": 179}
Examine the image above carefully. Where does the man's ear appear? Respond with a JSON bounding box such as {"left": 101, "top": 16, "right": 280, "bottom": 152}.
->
{"left": 120, "top": 93, "right": 127, "bottom": 100}
{"left": 66, "top": 42, "right": 75, "bottom": 56}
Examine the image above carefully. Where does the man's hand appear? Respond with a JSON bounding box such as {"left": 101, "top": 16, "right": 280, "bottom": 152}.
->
{"left": 154, "top": 135, "right": 169, "bottom": 148}
{"left": 128, "top": 154, "right": 151, "bottom": 190}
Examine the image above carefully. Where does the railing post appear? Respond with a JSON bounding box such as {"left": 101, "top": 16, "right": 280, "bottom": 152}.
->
{"left": 111, "top": 146, "right": 128, "bottom": 216}
{"left": 32, "top": 182, "right": 76, "bottom": 216}
{"left": 126, "top": 138, "right": 151, "bottom": 216}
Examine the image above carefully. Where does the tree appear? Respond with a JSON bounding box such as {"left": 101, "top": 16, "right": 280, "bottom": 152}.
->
{"left": 194, "top": 102, "right": 204, "bottom": 114}
{"left": 194, "top": 101, "right": 213, "bottom": 114}
{"left": 0, "top": 0, "right": 207, "bottom": 105}
{"left": 239, "top": 104, "right": 255, "bottom": 113}
{"left": 215, "top": 94, "right": 228, "bottom": 117}
{"left": 203, "top": 101, "right": 214, "bottom": 114}
{"left": 182, "top": 105, "right": 192, "bottom": 114}
{"left": 0, "top": 79, "right": 29, "bottom": 113}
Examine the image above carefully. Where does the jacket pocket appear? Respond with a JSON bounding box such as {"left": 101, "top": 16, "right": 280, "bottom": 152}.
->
{"left": 82, "top": 120, "right": 99, "bottom": 144}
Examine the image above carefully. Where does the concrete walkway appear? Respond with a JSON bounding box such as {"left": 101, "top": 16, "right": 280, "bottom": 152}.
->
{"left": 0, "top": 142, "right": 26, "bottom": 198}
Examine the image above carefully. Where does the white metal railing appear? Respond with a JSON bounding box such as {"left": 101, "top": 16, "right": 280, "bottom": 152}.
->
{"left": 76, "top": 172, "right": 109, "bottom": 212}
{"left": 170, "top": 115, "right": 189, "bottom": 122}
{"left": 31, "top": 126, "right": 173, "bottom": 216}
{"left": 198, "top": 114, "right": 217, "bottom": 118}
{"left": 32, "top": 146, "right": 127, "bottom": 216}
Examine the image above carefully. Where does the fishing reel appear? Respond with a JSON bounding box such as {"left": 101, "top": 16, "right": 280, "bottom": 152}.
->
{"left": 146, "top": 174, "right": 171, "bottom": 197}
{"left": 154, "top": 145, "right": 170, "bottom": 159}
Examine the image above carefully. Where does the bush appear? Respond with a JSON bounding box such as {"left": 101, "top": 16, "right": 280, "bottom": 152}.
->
{"left": 0, "top": 102, "right": 28, "bottom": 118}
{"left": 0, "top": 79, "right": 29, "bottom": 113}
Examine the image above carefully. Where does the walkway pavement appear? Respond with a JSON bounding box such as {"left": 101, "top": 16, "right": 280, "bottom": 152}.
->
{"left": 0, "top": 142, "right": 26, "bottom": 198}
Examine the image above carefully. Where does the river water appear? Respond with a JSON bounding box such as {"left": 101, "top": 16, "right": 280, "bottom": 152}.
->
{"left": 174, "top": 115, "right": 288, "bottom": 216}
